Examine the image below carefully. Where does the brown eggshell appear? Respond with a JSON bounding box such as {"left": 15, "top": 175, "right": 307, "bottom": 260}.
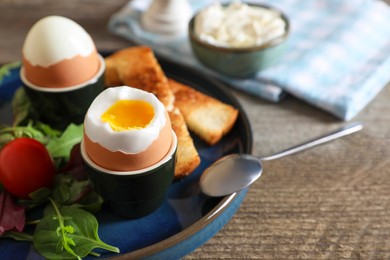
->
{"left": 22, "top": 51, "right": 100, "bottom": 88}
{"left": 84, "top": 112, "right": 173, "bottom": 171}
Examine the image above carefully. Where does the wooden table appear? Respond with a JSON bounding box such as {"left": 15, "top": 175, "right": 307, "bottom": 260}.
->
{"left": 1, "top": 1, "right": 390, "bottom": 259}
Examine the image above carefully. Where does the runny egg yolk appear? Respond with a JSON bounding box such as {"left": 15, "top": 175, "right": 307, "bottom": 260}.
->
{"left": 101, "top": 100, "right": 155, "bottom": 131}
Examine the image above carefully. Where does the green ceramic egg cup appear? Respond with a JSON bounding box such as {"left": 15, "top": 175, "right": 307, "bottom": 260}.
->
{"left": 20, "top": 54, "right": 106, "bottom": 130}
{"left": 80, "top": 131, "right": 178, "bottom": 219}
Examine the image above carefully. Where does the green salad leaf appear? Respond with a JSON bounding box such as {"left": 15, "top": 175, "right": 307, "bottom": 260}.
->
{"left": 51, "top": 174, "right": 103, "bottom": 214}
{"left": 0, "top": 62, "right": 20, "bottom": 84}
{"left": 0, "top": 121, "right": 47, "bottom": 148}
{"left": 0, "top": 120, "right": 82, "bottom": 168}
{"left": 21, "top": 172, "right": 103, "bottom": 214}
{"left": 1, "top": 75, "right": 119, "bottom": 259}
{"left": 46, "top": 124, "right": 83, "bottom": 162}
{"left": 34, "top": 199, "right": 119, "bottom": 260}
{"left": 1, "top": 231, "right": 33, "bottom": 242}
{"left": 11, "top": 87, "right": 36, "bottom": 126}
{"left": 0, "top": 190, "right": 26, "bottom": 235}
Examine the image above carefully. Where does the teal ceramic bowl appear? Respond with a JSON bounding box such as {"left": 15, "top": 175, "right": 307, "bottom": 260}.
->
{"left": 20, "top": 54, "right": 105, "bottom": 130}
{"left": 81, "top": 131, "right": 177, "bottom": 219}
{"left": 188, "top": 4, "right": 289, "bottom": 78}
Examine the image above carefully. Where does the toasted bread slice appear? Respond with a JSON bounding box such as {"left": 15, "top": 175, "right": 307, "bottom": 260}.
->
{"left": 104, "top": 57, "right": 122, "bottom": 86}
{"left": 169, "top": 107, "right": 201, "bottom": 179}
{"left": 105, "top": 46, "right": 174, "bottom": 109}
{"left": 169, "top": 79, "right": 239, "bottom": 145}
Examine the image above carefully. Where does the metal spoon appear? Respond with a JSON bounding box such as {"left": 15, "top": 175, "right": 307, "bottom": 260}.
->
{"left": 200, "top": 122, "right": 363, "bottom": 197}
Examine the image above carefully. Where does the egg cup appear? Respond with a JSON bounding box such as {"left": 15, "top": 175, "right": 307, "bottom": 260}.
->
{"left": 80, "top": 131, "right": 177, "bottom": 219}
{"left": 20, "top": 54, "right": 106, "bottom": 130}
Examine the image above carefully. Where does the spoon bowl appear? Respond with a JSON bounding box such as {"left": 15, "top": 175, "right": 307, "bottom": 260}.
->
{"left": 200, "top": 122, "right": 363, "bottom": 197}
{"left": 200, "top": 154, "right": 262, "bottom": 197}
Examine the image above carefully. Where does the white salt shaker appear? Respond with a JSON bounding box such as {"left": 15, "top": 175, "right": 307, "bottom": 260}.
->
{"left": 141, "top": 0, "right": 192, "bottom": 36}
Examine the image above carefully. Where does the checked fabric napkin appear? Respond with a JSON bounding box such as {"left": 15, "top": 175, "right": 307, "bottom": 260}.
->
{"left": 108, "top": 0, "right": 390, "bottom": 120}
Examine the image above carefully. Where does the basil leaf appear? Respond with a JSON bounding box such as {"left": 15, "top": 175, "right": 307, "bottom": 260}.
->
{"left": 34, "top": 201, "right": 119, "bottom": 259}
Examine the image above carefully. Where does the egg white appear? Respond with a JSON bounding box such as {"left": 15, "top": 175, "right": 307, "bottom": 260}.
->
{"left": 84, "top": 86, "right": 167, "bottom": 154}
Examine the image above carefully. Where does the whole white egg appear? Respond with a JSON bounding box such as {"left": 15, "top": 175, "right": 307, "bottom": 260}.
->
{"left": 22, "top": 15, "right": 101, "bottom": 88}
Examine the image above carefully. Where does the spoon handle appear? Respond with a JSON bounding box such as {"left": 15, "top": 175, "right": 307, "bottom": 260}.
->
{"left": 261, "top": 122, "right": 363, "bottom": 161}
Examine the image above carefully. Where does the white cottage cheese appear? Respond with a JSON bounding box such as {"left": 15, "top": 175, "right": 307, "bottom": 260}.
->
{"left": 194, "top": 2, "right": 286, "bottom": 48}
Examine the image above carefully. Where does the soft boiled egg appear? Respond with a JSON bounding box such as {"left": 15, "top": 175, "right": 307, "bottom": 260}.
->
{"left": 83, "top": 86, "right": 173, "bottom": 171}
{"left": 22, "top": 15, "right": 101, "bottom": 88}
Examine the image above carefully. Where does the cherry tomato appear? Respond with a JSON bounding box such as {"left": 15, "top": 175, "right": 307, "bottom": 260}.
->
{"left": 0, "top": 138, "right": 55, "bottom": 199}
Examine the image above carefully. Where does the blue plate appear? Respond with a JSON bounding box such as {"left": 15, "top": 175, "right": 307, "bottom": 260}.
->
{"left": 0, "top": 56, "right": 252, "bottom": 259}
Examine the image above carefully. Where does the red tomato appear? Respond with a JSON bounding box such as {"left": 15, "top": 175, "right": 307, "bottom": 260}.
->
{"left": 0, "top": 138, "right": 55, "bottom": 199}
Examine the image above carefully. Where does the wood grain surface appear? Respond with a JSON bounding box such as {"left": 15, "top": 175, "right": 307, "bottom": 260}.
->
{"left": 1, "top": 1, "right": 390, "bottom": 259}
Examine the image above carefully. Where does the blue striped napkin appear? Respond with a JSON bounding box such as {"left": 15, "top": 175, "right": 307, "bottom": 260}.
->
{"left": 108, "top": 0, "right": 390, "bottom": 120}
